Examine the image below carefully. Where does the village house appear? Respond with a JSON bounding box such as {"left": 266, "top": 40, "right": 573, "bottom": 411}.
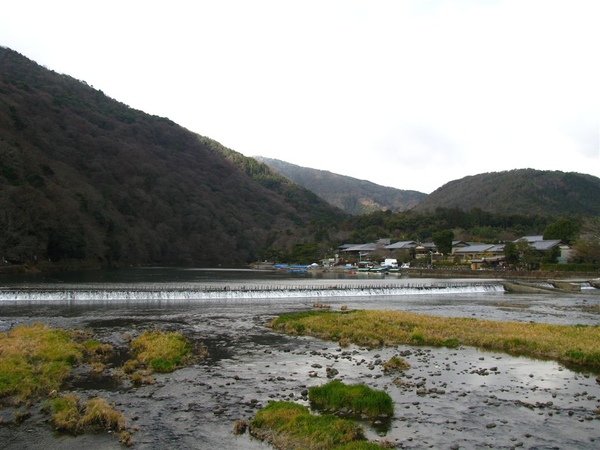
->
{"left": 452, "top": 243, "right": 506, "bottom": 269}
{"left": 384, "top": 240, "right": 418, "bottom": 261}
{"left": 339, "top": 239, "right": 431, "bottom": 263}
{"left": 338, "top": 239, "right": 391, "bottom": 261}
{"left": 515, "top": 236, "right": 573, "bottom": 264}
{"left": 415, "top": 242, "right": 438, "bottom": 259}
{"left": 452, "top": 240, "right": 471, "bottom": 249}
{"left": 452, "top": 236, "right": 572, "bottom": 269}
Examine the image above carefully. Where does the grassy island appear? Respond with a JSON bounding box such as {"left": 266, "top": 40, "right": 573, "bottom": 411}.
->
{"left": 249, "top": 401, "right": 389, "bottom": 450}
{"left": 0, "top": 324, "right": 87, "bottom": 402}
{"left": 309, "top": 381, "right": 393, "bottom": 419}
{"left": 122, "top": 329, "right": 199, "bottom": 385}
{"left": 271, "top": 310, "right": 600, "bottom": 372}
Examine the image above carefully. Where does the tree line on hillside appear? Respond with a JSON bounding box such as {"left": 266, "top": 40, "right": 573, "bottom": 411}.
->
{"left": 348, "top": 208, "right": 552, "bottom": 244}
{"left": 0, "top": 47, "right": 344, "bottom": 269}
{"left": 414, "top": 169, "right": 600, "bottom": 216}
{"left": 256, "top": 156, "right": 427, "bottom": 215}
{"left": 278, "top": 208, "right": 600, "bottom": 267}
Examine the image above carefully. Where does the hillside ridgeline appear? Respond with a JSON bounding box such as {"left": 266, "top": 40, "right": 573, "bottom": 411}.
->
{"left": 256, "top": 156, "right": 426, "bottom": 215}
{"left": 413, "top": 169, "right": 600, "bottom": 216}
{"left": 0, "top": 47, "right": 344, "bottom": 267}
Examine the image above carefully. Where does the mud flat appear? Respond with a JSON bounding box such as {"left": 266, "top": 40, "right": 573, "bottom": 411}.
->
{"left": 1, "top": 271, "right": 600, "bottom": 449}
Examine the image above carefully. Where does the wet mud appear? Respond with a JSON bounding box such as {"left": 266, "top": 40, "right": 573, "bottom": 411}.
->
{"left": 1, "top": 280, "right": 600, "bottom": 449}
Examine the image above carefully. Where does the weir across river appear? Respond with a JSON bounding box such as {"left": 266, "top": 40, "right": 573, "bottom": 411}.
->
{"left": 0, "top": 280, "right": 505, "bottom": 302}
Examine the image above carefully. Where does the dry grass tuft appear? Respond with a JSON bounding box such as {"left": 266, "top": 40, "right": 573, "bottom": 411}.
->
{"left": 47, "top": 393, "right": 81, "bottom": 433}
{"left": 382, "top": 356, "right": 411, "bottom": 373}
{"left": 80, "top": 396, "right": 127, "bottom": 431}
{"left": 233, "top": 419, "right": 249, "bottom": 434}
{"left": 45, "top": 393, "right": 131, "bottom": 445}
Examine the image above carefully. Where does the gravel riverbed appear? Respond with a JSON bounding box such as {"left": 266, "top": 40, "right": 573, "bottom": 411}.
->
{"left": 1, "top": 272, "right": 599, "bottom": 449}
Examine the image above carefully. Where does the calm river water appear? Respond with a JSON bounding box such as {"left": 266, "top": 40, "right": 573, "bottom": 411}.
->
{"left": 1, "top": 268, "right": 599, "bottom": 449}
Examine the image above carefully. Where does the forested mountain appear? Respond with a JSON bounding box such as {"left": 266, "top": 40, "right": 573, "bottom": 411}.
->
{"left": 255, "top": 156, "right": 426, "bottom": 215}
{"left": 0, "top": 47, "right": 345, "bottom": 267}
{"left": 413, "top": 169, "right": 600, "bottom": 216}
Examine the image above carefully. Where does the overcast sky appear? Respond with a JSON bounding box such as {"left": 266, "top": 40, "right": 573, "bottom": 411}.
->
{"left": 1, "top": 0, "right": 598, "bottom": 193}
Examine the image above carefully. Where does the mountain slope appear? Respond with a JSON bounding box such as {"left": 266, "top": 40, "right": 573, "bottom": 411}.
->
{"left": 413, "top": 169, "right": 600, "bottom": 216}
{"left": 0, "top": 47, "right": 344, "bottom": 266}
{"left": 255, "top": 157, "right": 426, "bottom": 215}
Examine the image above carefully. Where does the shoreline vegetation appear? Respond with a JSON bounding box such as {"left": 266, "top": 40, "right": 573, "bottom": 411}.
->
{"left": 246, "top": 381, "right": 394, "bottom": 449}
{"left": 0, "top": 324, "right": 201, "bottom": 446}
{"left": 248, "top": 400, "right": 391, "bottom": 450}
{"left": 270, "top": 310, "right": 600, "bottom": 373}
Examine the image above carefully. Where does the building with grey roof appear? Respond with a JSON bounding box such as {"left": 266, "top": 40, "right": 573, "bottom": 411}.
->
{"left": 385, "top": 240, "right": 418, "bottom": 250}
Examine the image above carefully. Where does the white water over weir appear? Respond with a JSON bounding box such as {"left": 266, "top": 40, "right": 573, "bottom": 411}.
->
{"left": 0, "top": 281, "right": 504, "bottom": 303}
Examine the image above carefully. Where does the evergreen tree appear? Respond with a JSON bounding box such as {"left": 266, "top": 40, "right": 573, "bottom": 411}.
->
{"left": 432, "top": 230, "right": 454, "bottom": 255}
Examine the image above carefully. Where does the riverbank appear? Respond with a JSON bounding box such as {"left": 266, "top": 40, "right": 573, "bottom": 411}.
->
{"left": 3, "top": 261, "right": 599, "bottom": 280}
{"left": 1, "top": 270, "right": 599, "bottom": 449}
{"left": 400, "top": 267, "right": 600, "bottom": 280}
{"left": 271, "top": 310, "right": 600, "bottom": 373}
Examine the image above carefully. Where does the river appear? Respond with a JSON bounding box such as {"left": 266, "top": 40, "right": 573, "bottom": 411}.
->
{"left": 1, "top": 268, "right": 599, "bottom": 449}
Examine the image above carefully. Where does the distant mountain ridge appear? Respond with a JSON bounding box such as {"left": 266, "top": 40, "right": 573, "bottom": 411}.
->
{"left": 413, "top": 169, "right": 600, "bottom": 216}
{"left": 0, "top": 47, "right": 343, "bottom": 266}
{"left": 255, "top": 156, "right": 427, "bottom": 215}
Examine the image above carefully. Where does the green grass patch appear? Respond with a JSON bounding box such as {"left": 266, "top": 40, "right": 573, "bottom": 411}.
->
{"left": 271, "top": 310, "right": 600, "bottom": 373}
{"left": 250, "top": 401, "right": 388, "bottom": 450}
{"left": 309, "top": 381, "right": 393, "bottom": 419}
{"left": 126, "top": 330, "right": 192, "bottom": 376}
{"left": 0, "top": 324, "right": 84, "bottom": 402}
